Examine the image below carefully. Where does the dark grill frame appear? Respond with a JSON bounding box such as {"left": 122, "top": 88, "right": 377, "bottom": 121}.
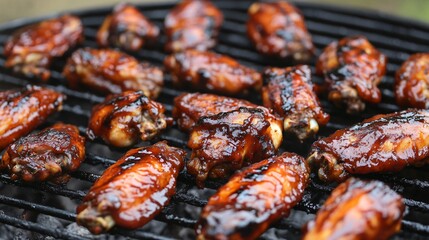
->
{"left": 0, "top": 1, "right": 428, "bottom": 239}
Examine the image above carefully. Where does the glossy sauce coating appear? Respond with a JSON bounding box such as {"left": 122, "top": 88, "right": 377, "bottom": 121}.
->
{"left": 316, "top": 35, "right": 386, "bottom": 114}
{"left": 164, "top": 50, "right": 262, "bottom": 96}
{"left": 262, "top": 65, "right": 329, "bottom": 141}
{"left": 307, "top": 109, "right": 429, "bottom": 182}
{"left": 97, "top": 3, "right": 159, "bottom": 51}
{"left": 0, "top": 85, "right": 64, "bottom": 150}
{"left": 63, "top": 48, "right": 163, "bottom": 99}
{"left": 87, "top": 91, "right": 170, "bottom": 148}
{"left": 196, "top": 152, "right": 310, "bottom": 240}
{"left": 247, "top": 1, "right": 314, "bottom": 62}
{"left": 303, "top": 178, "right": 404, "bottom": 240}
{"left": 76, "top": 141, "right": 186, "bottom": 234}
{"left": 395, "top": 53, "right": 429, "bottom": 109}
{"left": 1, "top": 123, "right": 85, "bottom": 184}
{"left": 4, "top": 15, "right": 83, "bottom": 81}
{"left": 173, "top": 92, "right": 257, "bottom": 131}
{"left": 187, "top": 107, "right": 283, "bottom": 187}
{"left": 164, "top": 0, "right": 223, "bottom": 52}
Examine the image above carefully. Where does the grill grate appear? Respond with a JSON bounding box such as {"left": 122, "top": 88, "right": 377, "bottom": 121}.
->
{"left": 0, "top": 1, "right": 428, "bottom": 239}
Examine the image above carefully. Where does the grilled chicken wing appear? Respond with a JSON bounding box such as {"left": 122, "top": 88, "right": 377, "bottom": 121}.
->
{"left": 247, "top": 1, "right": 314, "bottom": 62}
{"left": 164, "top": 0, "right": 223, "bottom": 52}
{"left": 173, "top": 92, "right": 257, "bottom": 131}
{"left": 76, "top": 141, "right": 186, "bottom": 234}
{"left": 87, "top": 91, "right": 170, "bottom": 148}
{"left": 63, "top": 48, "right": 163, "bottom": 99}
{"left": 303, "top": 178, "right": 404, "bottom": 240}
{"left": 307, "top": 109, "right": 429, "bottom": 182}
{"left": 97, "top": 3, "right": 159, "bottom": 51}
{"left": 395, "top": 53, "right": 429, "bottom": 109}
{"left": 164, "top": 50, "right": 262, "bottom": 96}
{"left": 262, "top": 65, "right": 329, "bottom": 141}
{"left": 1, "top": 123, "right": 85, "bottom": 184}
{"left": 187, "top": 107, "right": 283, "bottom": 187}
{"left": 316, "top": 35, "right": 386, "bottom": 114}
{"left": 0, "top": 85, "right": 64, "bottom": 150}
{"left": 4, "top": 15, "right": 83, "bottom": 81}
{"left": 196, "top": 152, "right": 310, "bottom": 240}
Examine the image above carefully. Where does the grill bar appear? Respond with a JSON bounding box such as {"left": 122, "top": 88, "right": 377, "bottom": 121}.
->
{"left": 0, "top": 1, "right": 427, "bottom": 239}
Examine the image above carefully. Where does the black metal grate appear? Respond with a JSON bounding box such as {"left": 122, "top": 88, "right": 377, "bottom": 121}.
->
{"left": 0, "top": 1, "right": 427, "bottom": 239}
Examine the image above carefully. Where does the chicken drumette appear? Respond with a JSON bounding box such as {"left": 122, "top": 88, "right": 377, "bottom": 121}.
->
{"left": 0, "top": 85, "right": 64, "bottom": 150}
{"left": 4, "top": 15, "right": 83, "bottom": 81}
{"left": 307, "top": 109, "right": 429, "bottom": 182}
{"left": 187, "top": 107, "right": 283, "bottom": 187}
{"left": 196, "top": 152, "right": 310, "bottom": 240}
{"left": 164, "top": 50, "right": 262, "bottom": 96}
{"left": 173, "top": 92, "right": 257, "bottom": 131}
{"left": 87, "top": 91, "right": 170, "bottom": 148}
{"left": 63, "top": 48, "right": 163, "bottom": 99}
{"left": 97, "top": 3, "right": 159, "bottom": 51}
{"left": 303, "top": 178, "right": 404, "bottom": 240}
{"left": 316, "top": 35, "right": 386, "bottom": 114}
{"left": 1, "top": 123, "right": 85, "bottom": 184}
{"left": 262, "top": 65, "right": 329, "bottom": 141}
{"left": 395, "top": 53, "right": 429, "bottom": 109}
{"left": 247, "top": 1, "right": 314, "bottom": 62}
{"left": 164, "top": 0, "right": 223, "bottom": 52}
{"left": 77, "top": 141, "right": 186, "bottom": 234}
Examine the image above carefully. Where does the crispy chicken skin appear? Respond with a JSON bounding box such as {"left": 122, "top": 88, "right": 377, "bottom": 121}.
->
{"left": 395, "top": 53, "right": 429, "bottom": 109}
{"left": 187, "top": 107, "right": 283, "bottom": 187}
{"left": 97, "top": 3, "right": 159, "bottom": 51}
{"left": 316, "top": 35, "right": 386, "bottom": 114}
{"left": 173, "top": 92, "right": 257, "bottom": 131}
{"left": 4, "top": 15, "right": 83, "bottom": 81}
{"left": 63, "top": 48, "right": 163, "bottom": 99}
{"left": 247, "top": 1, "right": 314, "bottom": 62}
{"left": 164, "top": 0, "right": 223, "bottom": 52}
{"left": 76, "top": 141, "right": 186, "bottom": 234}
{"left": 1, "top": 123, "right": 85, "bottom": 184}
{"left": 0, "top": 85, "right": 64, "bottom": 151}
{"left": 196, "top": 152, "right": 310, "bottom": 240}
{"left": 87, "top": 91, "right": 170, "bottom": 148}
{"left": 164, "top": 50, "right": 262, "bottom": 96}
{"left": 303, "top": 178, "right": 405, "bottom": 240}
{"left": 262, "top": 65, "right": 329, "bottom": 141}
{"left": 307, "top": 109, "right": 429, "bottom": 182}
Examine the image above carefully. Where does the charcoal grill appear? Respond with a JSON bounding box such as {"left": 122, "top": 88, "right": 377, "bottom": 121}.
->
{"left": 0, "top": 0, "right": 428, "bottom": 239}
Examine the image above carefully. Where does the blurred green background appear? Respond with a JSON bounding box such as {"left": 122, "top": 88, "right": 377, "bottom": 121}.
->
{"left": 0, "top": 0, "right": 427, "bottom": 23}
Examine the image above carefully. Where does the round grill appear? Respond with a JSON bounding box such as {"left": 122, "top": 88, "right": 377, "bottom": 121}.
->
{"left": 0, "top": 1, "right": 427, "bottom": 239}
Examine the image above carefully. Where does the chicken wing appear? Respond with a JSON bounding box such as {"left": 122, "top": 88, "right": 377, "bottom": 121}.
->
{"left": 76, "top": 141, "right": 186, "bottom": 234}
{"left": 395, "top": 53, "right": 429, "bottom": 109}
{"left": 63, "top": 48, "right": 163, "bottom": 99}
{"left": 97, "top": 3, "right": 159, "bottom": 51}
{"left": 262, "top": 65, "right": 329, "bottom": 141}
{"left": 4, "top": 15, "right": 83, "bottom": 81}
{"left": 307, "top": 109, "right": 429, "bottom": 182}
{"left": 196, "top": 152, "right": 309, "bottom": 240}
{"left": 0, "top": 85, "right": 65, "bottom": 150}
{"left": 187, "top": 107, "right": 283, "bottom": 187}
{"left": 316, "top": 35, "right": 386, "bottom": 114}
{"left": 173, "top": 92, "right": 257, "bottom": 131}
{"left": 1, "top": 123, "right": 85, "bottom": 184}
{"left": 164, "top": 0, "right": 223, "bottom": 52}
{"left": 87, "top": 91, "right": 170, "bottom": 148}
{"left": 247, "top": 1, "right": 314, "bottom": 62}
{"left": 164, "top": 50, "right": 262, "bottom": 96}
{"left": 303, "top": 178, "right": 404, "bottom": 240}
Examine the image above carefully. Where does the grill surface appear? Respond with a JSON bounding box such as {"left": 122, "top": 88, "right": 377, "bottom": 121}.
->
{"left": 0, "top": 1, "right": 428, "bottom": 239}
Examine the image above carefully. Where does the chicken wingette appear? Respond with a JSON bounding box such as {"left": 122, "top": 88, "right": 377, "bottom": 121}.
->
{"left": 196, "top": 152, "right": 310, "bottom": 240}
{"left": 76, "top": 141, "right": 186, "bottom": 234}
